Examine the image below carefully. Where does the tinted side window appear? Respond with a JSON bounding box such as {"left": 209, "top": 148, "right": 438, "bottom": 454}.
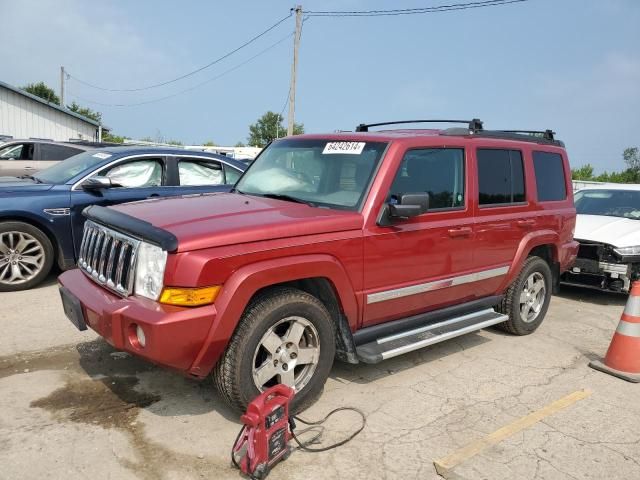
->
{"left": 40, "top": 144, "right": 83, "bottom": 160}
{"left": 389, "top": 148, "right": 465, "bottom": 209}
{"left": 533, "top": 151, "right": 566, "bottom": 201}
{"left": 477, "top": 149, "right": 525, "bottom": 205}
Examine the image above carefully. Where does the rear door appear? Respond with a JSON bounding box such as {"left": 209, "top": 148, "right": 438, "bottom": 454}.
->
{"left": 471, "top": 147, "right": 531, "bottom": 296}
{"left": 69, "top": 156, "right": 176, "bottom": 255}
{"left": 0, "top": 142, "right": 35, "bottom": 177}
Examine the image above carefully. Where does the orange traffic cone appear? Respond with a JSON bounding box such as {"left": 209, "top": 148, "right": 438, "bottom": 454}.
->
{"left": 589, "top": 282, "right": 640, "bottom": 382}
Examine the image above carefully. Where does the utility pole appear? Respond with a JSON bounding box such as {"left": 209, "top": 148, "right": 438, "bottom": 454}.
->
{"left": 60, "top": 66, "right": 65, "bottom": 107}
{"left": 287, "top": 5, "right": 302, "bottom": 136}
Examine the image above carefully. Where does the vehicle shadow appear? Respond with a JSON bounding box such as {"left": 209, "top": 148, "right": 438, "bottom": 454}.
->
{"left": 74, "top": 332, "right": 492, "bottom": 421}
{"left": 555, "top": 284, "right": 627, "bottom": 307}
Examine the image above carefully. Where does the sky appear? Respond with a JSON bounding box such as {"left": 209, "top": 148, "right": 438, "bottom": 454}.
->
{"left": 1, "top": 0, "right": 638, "bottom": 172}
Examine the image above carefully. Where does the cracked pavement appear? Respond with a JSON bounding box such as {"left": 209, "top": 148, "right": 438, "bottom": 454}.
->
{"left": 1, "top": 276, "right": 639, "bottom": 479}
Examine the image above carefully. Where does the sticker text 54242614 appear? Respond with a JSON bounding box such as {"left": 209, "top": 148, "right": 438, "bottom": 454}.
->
{"left": 322, "top": 142, "right": 366, "bottom": 155}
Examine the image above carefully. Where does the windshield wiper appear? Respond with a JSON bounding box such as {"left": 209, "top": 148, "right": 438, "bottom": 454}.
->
{"left": 260, "top": 193, "right": 316, "bottom": 207}
{"left": 20, "top": 174, "right": 42, "bottom": 184}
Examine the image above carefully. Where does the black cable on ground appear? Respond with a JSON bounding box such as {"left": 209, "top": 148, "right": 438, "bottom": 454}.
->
{"left": 289, "top": 407, "right": 367, "bottom": 452}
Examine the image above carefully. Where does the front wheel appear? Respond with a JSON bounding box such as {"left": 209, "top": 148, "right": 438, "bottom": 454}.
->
{"left": 497, "top": 256, "right": 552, "bottom": 335}
{"left": 213, "top": 287, "right": 336, "bottom": 412}
{"left": 0, "top": 222, "right": 54, "bottom": 292}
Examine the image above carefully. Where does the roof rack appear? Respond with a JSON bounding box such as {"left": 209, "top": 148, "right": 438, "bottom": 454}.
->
{"left": 496, "top": 129, "right": 555, "bottom": 141}
{"left": 355, "top": 119, "right": 484, "bottom": 133}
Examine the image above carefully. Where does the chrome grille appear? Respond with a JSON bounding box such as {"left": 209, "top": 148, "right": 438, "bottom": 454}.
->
{"left": 78, "top": 220, "right": 140, "bottom": 296}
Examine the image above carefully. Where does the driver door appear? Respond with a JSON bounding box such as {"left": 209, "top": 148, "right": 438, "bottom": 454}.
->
{"left": 69, "top": 156, "right": 174, "bottom": 255}
{"left": 362, "top": 147, "right": 475, "bottom": 327}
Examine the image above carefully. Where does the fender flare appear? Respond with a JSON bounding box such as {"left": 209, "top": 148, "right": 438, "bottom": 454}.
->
{"left": 189, "top": 254, "right": 358, "bottom": 376}
{"left": 500, "top": 229, "right": 559, "bottom": 290}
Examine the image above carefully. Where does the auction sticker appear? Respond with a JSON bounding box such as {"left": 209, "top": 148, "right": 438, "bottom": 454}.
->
{"left": 92, "top": 152, "right": 112, "bottom": 160}
{"left": 322, "top": 141, "right": 366, "bottom": 155}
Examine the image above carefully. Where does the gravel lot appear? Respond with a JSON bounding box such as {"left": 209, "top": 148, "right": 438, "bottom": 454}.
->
{"left": 1, "top": 275, "right": 639, "bottom": 480}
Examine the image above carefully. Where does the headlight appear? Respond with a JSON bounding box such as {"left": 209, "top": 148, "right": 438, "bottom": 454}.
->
{"left": 134, "top": 242, "right": 167, "bottom": 300}
{"left": 614, "top": 246, "right": 640, "bottom": 257}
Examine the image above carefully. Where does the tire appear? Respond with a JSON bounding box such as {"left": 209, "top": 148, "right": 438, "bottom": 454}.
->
{"left": 497, "top": 256, "right": 552, "bottom": 335}
{"left": 213, "top": 287, "right": 336, "bottom": 413}
{"left": 0, "top": 221, "right": 54, "bottom": 292}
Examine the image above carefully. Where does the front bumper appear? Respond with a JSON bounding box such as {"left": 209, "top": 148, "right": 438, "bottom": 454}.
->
{"left": 58, "top": 269, "right": 218, "bottom": 376}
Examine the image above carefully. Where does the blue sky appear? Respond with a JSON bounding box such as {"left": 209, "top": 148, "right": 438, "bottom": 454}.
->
{"left": 2, "top": 0, "right": 639, "bottom": 172}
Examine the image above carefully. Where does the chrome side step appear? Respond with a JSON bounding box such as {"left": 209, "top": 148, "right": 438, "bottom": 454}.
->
{"left": 355, "top": 308, "right": 508, "bottom": 364}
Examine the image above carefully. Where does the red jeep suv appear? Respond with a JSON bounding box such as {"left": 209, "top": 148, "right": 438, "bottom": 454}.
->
{"left": 58, "top": 119, "right": 578, "bottom": 411}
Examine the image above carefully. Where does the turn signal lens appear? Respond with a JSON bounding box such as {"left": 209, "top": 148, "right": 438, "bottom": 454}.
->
{"left": 159, "top": 286, "right": 221, "bottom": 307}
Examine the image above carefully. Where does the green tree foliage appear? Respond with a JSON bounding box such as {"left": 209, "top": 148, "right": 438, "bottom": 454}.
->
{"left": 247, "top": 111, "right": 304, "bottom": 147}
{"left": 102, "top": 132, "right": 130, "bottom": 143}
{"left": 235, "top": 141, "right": 246, "bottom": 147}
{"left": 167, "top": 139, "right": 183, "bottom": 146}
{"left": 203, "top": 140, "right": 217, "bottom": 146}
{"left": 624, "top": 147, "right": 640, "bottom": 172}
{"left": 571, "top": 147, "right": 640, "bottom": 184}
{"left": 571, "top": 164, "right": 594, "bottom": 181}
{"left": 67, "top": 101, "right": 102, "bottom": 123}
{"left": 22, "top": 82, "right": 60, "bottom": 104}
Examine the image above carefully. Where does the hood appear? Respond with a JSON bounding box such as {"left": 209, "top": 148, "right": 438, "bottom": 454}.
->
{"left": 0, "top": 177, "right": 54, "bottom": 193}
{"left": 111, "top": 192, "right": 363, "bottom": 252}
{"left": 575, "top": 214, "right": 640, "bottom": 248}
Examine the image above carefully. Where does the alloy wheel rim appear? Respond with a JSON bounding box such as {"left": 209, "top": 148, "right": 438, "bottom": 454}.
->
{"left": 519, "top": 272, "right": 546, "bottom": 323}
{"left": 0, "top": 231, "right": 45, "bottom": 285}
{"left": 252, "top": 316, "right": 320, "bottom": 392}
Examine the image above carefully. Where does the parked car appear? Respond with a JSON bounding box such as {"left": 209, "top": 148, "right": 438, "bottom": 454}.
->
{"left": 58, "top": 120, "right": 577, "bottom": 411}
{"left": 0, "top": 147, "right": 246, "bottom": 291}
{"left": 562, "top": 184, "right": 640, "bottom": 292}
{"left": 0, "top": 139, "right": 110, "bottom": 177}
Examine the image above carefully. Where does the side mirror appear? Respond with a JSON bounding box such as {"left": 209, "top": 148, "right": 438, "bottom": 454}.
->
{"left": 82, "top": 176, "right": 113, "bottom": 191}
{"left": 378, "top": 192, "right": 429, "bottom": 226}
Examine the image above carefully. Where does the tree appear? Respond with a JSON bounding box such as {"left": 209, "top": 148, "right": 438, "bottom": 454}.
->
{"left": 235, "top": 141, "right": 246, "bottom": 147}
{"left": 22, "top": 82, "right": 60, "bottom": 105}
{"left": 67, "top": 101, "right": 102, "bottom": 123}
{"left": 167, "top": 139, "right": 183, "bottom": 146}
{"left": 247, "top": 111, "right": 304, "bottom": 147}
{"left": 623, "top": 147, "right": 640, "bottom": 172}
{"left": 203, "top": 140, "right": 217, "bottom": 146}
{"left": 102, "top": 132, "right": 130, "bottom": 143}
{"left": 571, "top": 164, "right": 594, "bottom": 181}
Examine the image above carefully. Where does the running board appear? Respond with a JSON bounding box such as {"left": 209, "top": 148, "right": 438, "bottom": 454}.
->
{"left": 355, "top": 308, "right": 508, "bottom": 364}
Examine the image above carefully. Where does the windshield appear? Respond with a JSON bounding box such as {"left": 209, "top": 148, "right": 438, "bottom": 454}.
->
{"left": 575, "top": 189, "right": 640, "bottom": 219}
{"left": 36, "top": 151, "right": 112, "bottom": 184}
{"left": 235, "top": 138, "right": 388, "bottom": 210}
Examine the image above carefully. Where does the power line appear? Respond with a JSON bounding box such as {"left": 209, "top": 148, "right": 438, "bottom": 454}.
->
{"left": 68, "top": 31, "right": 294, "bottom": 107}
{"left": 305, "top": 0, "right": 529, "bottom": 17}
{"left": 67, "top": 12, "right": 292, "bottom": 92}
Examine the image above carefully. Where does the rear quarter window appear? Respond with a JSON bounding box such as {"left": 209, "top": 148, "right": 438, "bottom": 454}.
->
{"left": 533, "top": 151, "right": 567, "bottom": 202}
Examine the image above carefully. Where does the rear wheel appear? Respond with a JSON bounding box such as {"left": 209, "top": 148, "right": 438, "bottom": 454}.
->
{"left": 497, "top": 256, "right": 552, "bottom": 335}
{"left": 0, "top": 222, "right": 54, "bottom": 292}
{"left": 213, "top": 287, "right": 336, "bottom": 412}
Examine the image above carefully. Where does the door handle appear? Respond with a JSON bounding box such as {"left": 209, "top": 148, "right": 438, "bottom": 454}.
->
{"left": 448, "top": 227, "right": 472, "bottom": 238}
{"left": 24, "top": 166, "right": 35, "bottom": 170}
{"left": 147, "top": 194, "right": 160, "bottom": 199}
{"left": 516, "top": 219, "right": 535, "bottom": 228}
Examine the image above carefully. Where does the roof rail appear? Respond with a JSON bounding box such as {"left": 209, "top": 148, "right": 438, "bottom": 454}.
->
{"left": 355, "top": 119, "right": 483, "bottom": 133}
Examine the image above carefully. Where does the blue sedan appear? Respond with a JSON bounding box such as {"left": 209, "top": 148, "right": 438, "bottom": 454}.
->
{"left": 0, "top": 146, "right": 246, "bottom": 291}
